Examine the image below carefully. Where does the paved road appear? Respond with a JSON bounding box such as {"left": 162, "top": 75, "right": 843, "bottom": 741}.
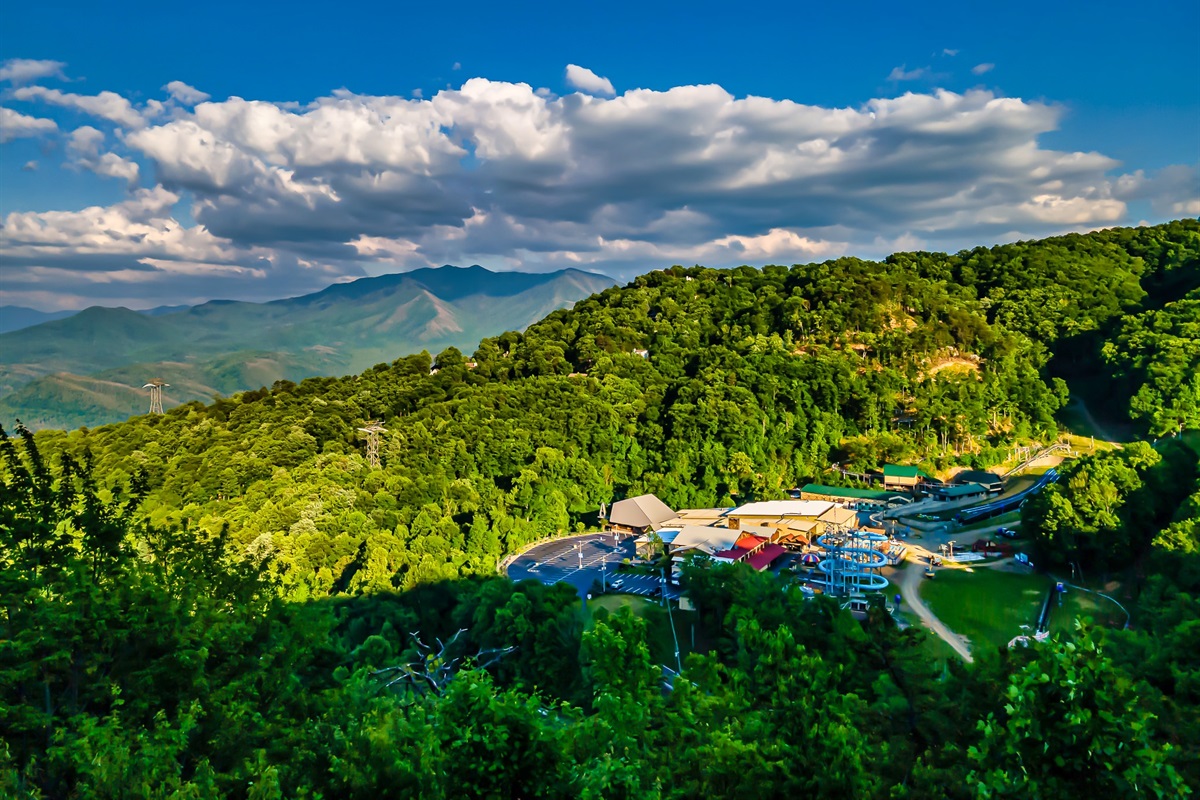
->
{"left": 506, "top": 533, "right": 680, "bottom": 600}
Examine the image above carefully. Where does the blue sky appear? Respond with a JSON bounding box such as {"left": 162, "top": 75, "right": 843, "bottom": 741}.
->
{"left": 1, "top": 0, "right": 1197, "bottom": 309}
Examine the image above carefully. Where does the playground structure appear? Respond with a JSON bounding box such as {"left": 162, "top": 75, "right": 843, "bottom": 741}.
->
{"left": 810, "top": 528, "right": 890, "bottom": 597}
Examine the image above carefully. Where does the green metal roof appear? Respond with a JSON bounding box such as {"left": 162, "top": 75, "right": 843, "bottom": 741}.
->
{"left": 801, "top": 484, "right": 909, "bottom": 502}
{"left": 883, "top": 464, "right": 929, "bottom": 478}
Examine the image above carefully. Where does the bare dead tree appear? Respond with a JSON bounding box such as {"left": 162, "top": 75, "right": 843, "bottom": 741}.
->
{"left": 372, "top": 628, "right": 516, "bottom": 698}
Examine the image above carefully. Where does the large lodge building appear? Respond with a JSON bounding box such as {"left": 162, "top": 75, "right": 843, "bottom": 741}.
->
{"left": 608, "top": 494, "right": 893, "bottom": 581}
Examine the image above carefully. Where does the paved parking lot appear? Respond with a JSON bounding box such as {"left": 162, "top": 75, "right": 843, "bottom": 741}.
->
{"left": 607, "top": 572, "right": 681, "bottom": 599}
{"left": 506, "top": 533, "right": 680, "bottom": 600}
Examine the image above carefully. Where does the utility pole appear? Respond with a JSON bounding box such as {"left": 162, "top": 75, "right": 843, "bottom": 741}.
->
{"left": 357, "top": 420, "right": 387, "bottom": 469}
{"left": 142, "top": 378, "right": 168, "bottom": 415}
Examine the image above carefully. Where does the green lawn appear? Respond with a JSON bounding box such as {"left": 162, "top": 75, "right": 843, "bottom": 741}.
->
{"left": 580, "top": 594, "right": 709, "bottom": 663}
{"left": 955, "top": 509, "right": 1022, "bottom": 533}
{"left": 584, "top": 594, "right": 657, "bottom": 619}
{"left": 920, "top": 568, "right": 1049, "bottom": 653}
{"left": 1048, "top": 585, "right": 1128, "bottom": 635}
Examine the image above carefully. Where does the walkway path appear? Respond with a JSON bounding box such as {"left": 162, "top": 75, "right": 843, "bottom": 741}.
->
{"left": 898, "top": 556, "right": 974, "bottom": 663}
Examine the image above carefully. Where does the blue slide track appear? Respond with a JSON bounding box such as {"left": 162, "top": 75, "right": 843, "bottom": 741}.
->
{"left": 954, "top": 468, "right": 1060, "bottom": 525}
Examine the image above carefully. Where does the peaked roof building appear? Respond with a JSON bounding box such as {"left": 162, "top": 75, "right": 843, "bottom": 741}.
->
{"left": 607, "top": 494, "right": 676, "bottom": 534}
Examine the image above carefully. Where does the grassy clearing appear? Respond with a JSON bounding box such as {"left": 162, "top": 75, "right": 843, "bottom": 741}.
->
{"left": 1057, "top": 391, "right": 1136, "bottom": 444}
{"left": 1061, "top": 432, "right": 1121, "bottom": 455}
{"left": 584, "top": 594, "right": 656, "bottom": 619}
{"left": 920, "top": 568, "right": 1049, "bottom": 653}
{"left": 916, "top": 627, "right": 965, "bottom": 667}
{"left": 581, "top": 593, "right": 709, "bottom": 662}
{"left": 955, "top": 510, "right": 1022, "bottom": 534}
{"left": 1048, "top": 585, "right": 1128, "bottom": 635}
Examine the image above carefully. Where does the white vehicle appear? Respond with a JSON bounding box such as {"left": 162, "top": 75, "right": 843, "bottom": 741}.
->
{"left": 611, "top": 579, "right": 625, "bottom": 588}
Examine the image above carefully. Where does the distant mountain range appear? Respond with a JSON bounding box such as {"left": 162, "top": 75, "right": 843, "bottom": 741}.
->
{"left": 0, "top": 306, "right": 79, "bottom": 334}
{"left": 0, "top": 266, "right": 616, "bottom": 430}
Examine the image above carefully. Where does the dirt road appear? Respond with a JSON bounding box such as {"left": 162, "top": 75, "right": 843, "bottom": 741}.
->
{"left": 898, "top": 557, "right": 974, "bottom": 663}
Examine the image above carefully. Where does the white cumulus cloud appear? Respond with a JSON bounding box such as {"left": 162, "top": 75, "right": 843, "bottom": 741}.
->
{"left": 887, "top": 64, "right": 931, "bottom": 81}
{"left": 163, "top": 80, "right": 211, "bottom": 105}
{"left": 0, "top": 58, "right": 67, "bottom": 84}
{"left": 565, "top": 64, "right": 615, "bottom": 96}
{"left": 65, "top": 126, "right": 141, "bottom": 187}
{"left": 972, "top": 63, "right": 995, "bottom": 75}
{"left": 0, "top": 106, "right": 58, "bottom": 142}
{"left": 1, "top": 71, "right": 1193, "bottom": 308}
{"left": 11, "top": 85, "right": 146, "bottom": 129}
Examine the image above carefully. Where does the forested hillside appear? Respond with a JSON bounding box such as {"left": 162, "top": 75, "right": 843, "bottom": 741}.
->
{"left": 2, "top": 220, "right": 1199, "bottom": 797}
{"left": 14, "top": 220, "right": 1195, "bottom": 597}
{"left": 3, "top": 424, "right": 1197, "bottom": 797}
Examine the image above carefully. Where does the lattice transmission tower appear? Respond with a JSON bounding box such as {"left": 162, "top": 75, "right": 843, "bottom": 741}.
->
{"left": 142, "top": 378, "right": 169, "bottom": 415}
{"left": 358, "top": 420, "right": 387, "bottom": 469}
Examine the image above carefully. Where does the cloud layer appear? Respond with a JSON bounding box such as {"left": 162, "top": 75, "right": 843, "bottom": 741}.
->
{"left": 1, "top": 62, "right": 1196, "bottom": 309}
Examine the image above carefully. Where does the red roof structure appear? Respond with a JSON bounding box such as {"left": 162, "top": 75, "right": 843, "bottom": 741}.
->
{"left": 711, "top": 539, "right": 786, "bottom": 571}
{"left": 712, "top": 546, "right": 752, "bottom": 561}
{"left": 735, "top": 533, "right": 768, "bottom": 550}
{"left": 747, "top": 543, "right": 787, "bottom": 571}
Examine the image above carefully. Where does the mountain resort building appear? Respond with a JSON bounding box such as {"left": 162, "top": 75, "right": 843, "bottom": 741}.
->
{"left": 797, "top": 483, "right": 912, "bottom": 509}
{"left": 928, "top": 483, "right": 989, "bottom": 503}
{"left": 605, "top": 494, "right": 676, "bottom": 536}
{"left": 882, "top": 464, "right": 930, "bottom": 491}
{"left": 952, "top": 469, "right": 1005, "bottom": 494}
{"left": 726, "top": 500, "right": 836, "bottom": 531}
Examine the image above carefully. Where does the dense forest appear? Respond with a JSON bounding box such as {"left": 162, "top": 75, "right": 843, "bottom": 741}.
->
{"left": 2, "top": 220, "right": 1199, "bottom": 797}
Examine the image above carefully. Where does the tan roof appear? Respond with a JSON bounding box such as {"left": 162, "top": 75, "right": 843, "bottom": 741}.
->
{"left": 675, "top": 507, "right": 733, "bottom": 518}
{"left": 818, "top": 506, "right": 857, "bottom": 527}
{"left": 783, "top": 519, "right": 819, "bottom": 532}
{"left": 608, "top": 494, "right": 676, "bottom": 530}
{"left": 728, "top": 500, "right": 835, "bottom": 519}
{"left": 667, "top": 525, "right": 743, "bottom": 556}
{"left": 662, "top": 515, "right": 728, "bottom": 529}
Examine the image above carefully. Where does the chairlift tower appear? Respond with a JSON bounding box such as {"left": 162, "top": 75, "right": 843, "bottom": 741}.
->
{"left": 357, "top": 420, "right": 387, "bottom": 469}
{"left": 142, "top": 378, "right": 168, "bottom": 415}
